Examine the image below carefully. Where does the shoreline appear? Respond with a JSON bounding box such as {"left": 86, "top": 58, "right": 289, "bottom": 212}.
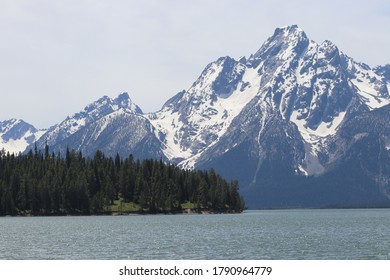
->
{"left": 1, "top": 208, "right": 243, "bottom": 217}
{"left": 3, "top": 206, "right": 390, "bottom": 217}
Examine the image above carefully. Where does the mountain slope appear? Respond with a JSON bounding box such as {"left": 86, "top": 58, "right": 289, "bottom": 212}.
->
{"left": 34, "top": 92, "right": 142, "bottom": 147}
{"left": 148, "top": 56, "right": 257, "bottom": 163}
{"left": 48, "top": 108, "right": 166, "bottom": 159}
{"left": 32, "top": 92, "right": 165, "bottom": 159}
{"left": 0, "top": 119, "right": 45, "bottom": 154}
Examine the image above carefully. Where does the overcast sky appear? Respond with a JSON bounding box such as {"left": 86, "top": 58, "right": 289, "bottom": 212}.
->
{"left": 1, "top": 0, "right": 389, "bottom": 128}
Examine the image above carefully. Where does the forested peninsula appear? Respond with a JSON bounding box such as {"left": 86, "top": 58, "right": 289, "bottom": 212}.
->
{"left": 0, "top": 146, "right": 245, "bottom": 216}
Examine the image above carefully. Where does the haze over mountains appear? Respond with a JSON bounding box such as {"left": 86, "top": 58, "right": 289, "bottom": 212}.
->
{"left": 2, "top": 25, "right": 390, "bottom": 208}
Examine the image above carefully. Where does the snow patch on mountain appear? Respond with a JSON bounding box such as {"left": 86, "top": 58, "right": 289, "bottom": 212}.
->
{"left": 350, "top": 65, "right": 390, "bottom": 109}
{"left": 149, "top": 57, "right": 260, "bottom": 161}
{"left": 290, "top": 110, "right": 346, "bottom": 143}
{"left": 1, "top": 130, "right": 45, "bottom": 154}
{"left": 76, "top": 109, "right": 149, "bottom": 150}
{"left": 0, "top": 119, "right": 45, "bottom": 154}
{"left": 36, "top": 92, "right": 142, "bottom": 149}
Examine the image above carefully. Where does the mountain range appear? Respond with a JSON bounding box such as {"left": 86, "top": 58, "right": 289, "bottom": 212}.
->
{"left": 1, "top": 25, "right": 389, "bottom": 208}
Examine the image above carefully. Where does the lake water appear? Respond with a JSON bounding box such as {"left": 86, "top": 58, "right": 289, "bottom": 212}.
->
{"left": 1, "top": 209, "right": 389, "bottom": 260}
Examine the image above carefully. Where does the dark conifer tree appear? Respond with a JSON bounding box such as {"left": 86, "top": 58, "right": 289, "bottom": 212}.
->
{"left": 0, "top": 146, "right": 244, "bottom": 215}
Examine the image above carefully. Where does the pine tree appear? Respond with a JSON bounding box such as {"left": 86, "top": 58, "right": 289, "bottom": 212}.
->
{"left": 0, "top": 146, "right": 244, "bottom": 216}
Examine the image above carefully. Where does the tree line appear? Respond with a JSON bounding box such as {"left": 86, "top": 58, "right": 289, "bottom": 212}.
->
{"left": 0, "top": 146, "right": 245, "bottom": 216}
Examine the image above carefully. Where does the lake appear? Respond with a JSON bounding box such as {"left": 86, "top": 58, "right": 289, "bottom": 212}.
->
{"left": 1, "top": 209, "right": 389, "bottom": 259}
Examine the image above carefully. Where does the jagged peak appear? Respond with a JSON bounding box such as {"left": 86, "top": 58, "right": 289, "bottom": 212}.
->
{"left": 113, "top": 92, "right": 143, "bottom": 114}
{"left": 84, "top": 95, "right": 111, "bottom": 111}
{"left": 319, "top": 39, "right": 339, "bottom": 53}
{"left": 206, "top": 56, "right": 238, "bottom": 68}
{"left": 320, "top": 39, "right": 335, "bottom": 47}
{"left": 0, "top": 118, "right": 20, "bottom": 125}
{"left": 267, "top": 24, "right": 308, "bottom": 44}
{"left": 374, "top": 64, "right": 390, "bottom": 81}
{"left": 56, "top": 92, "right": 143, "bottom": 138}
{"left": 0, "top": 119, "right": 16, "bottom": 133}
{"left": 216, "top": 55, "right": 236, "bottom": 63}
{"left": 238, "top": 56, "right": 247, "bottom": 64}
{"left": 161, "top": 90, "right": 186, "bottom": 109}
{"left": 189, "top": 56, "right": 239, "bottom": 90}
{"left": 250, "top": 25, "right": 309, "bottom": 65}
{"left": 0, "top": 118, "right": 34, "bottom": 131}
{"left": 0, "top": 118, "right": 38, "bottom": 144}
{"left": 81, "top": 92, "right": 142, "bottom": 116}
{"left": 274, "top": 24, "right": 305, "bottom": 36}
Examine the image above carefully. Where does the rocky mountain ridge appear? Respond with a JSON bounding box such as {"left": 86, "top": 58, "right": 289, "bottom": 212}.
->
{"left": 2, "top": 25, "right": 389, "bottom": 208}
{"left": 0, "top": 119, "right": 45, "bottom": 154}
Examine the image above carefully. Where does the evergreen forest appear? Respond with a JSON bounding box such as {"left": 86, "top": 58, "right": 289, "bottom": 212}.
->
{"left": 0, "top": 146, "right": 245, "bottom": 216}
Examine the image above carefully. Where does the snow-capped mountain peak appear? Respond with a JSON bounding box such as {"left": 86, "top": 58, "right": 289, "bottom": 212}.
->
{"left": 112, "top": 92, "right": 143, "bottom": 114}
{"left": 0, "top": 119, "right": 45, "bottom": 154}
{"left": 250, "top": 24, "right": 309, "bottom": 65}
{"left": 82, "top": 92, "right": 142, "bottom": 120}
{"left": 147, "top": 25, "right": 390, "bottom": 171}
{"left": 35, "top": 92, "right": 143, "bottom": 149}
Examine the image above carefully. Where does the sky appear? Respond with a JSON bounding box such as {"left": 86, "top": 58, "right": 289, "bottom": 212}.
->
{"left": 1, "top": 0, "right": 389, "bottom": 128}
